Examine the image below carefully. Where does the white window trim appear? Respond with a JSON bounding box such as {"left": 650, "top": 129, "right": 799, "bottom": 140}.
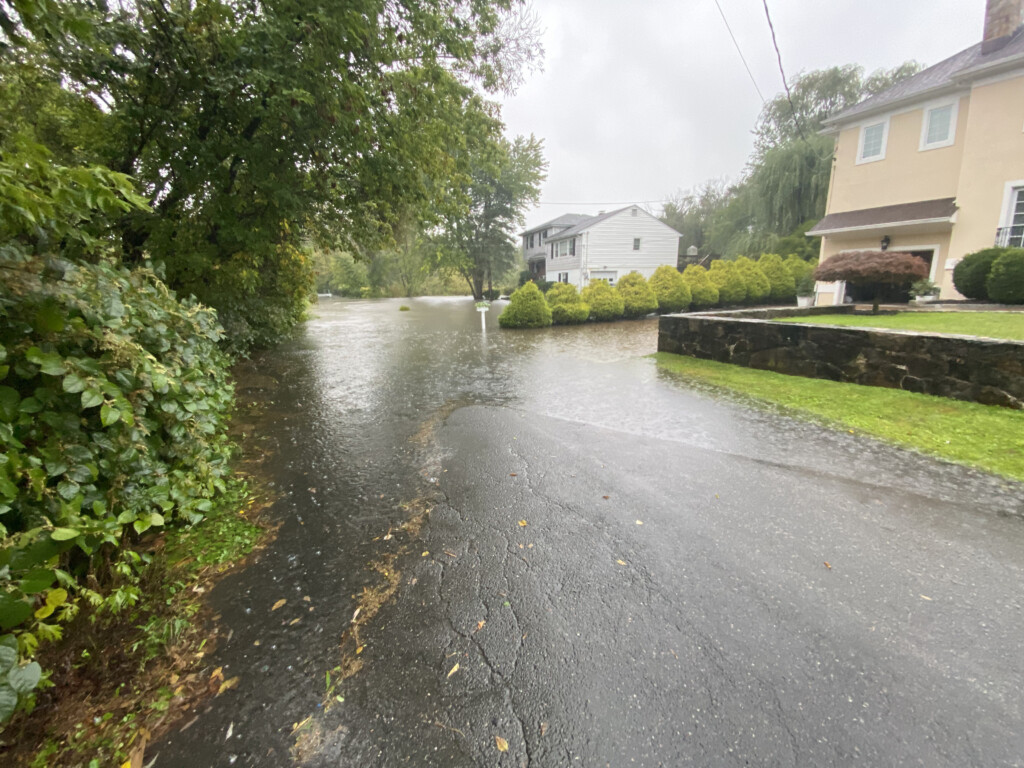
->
{"left": 999, "top": 179, "right": 1024, "bottom": 227}
{"left": 919, "top": 98, "right": 959, "bottom": 151}
{"left": 856, "top": 118, "right": 890, "bottom": 165}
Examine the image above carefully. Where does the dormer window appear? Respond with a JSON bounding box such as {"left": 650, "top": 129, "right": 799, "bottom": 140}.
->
{"left": 920, "top": 100, "right": 958, "bottom": 151}
{"left": 631, "top": 207, "right": 638, "bottom": 216}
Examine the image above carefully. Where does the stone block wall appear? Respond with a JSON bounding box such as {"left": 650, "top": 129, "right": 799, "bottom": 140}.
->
{"left": 658, "top": 309, "right": 1024, "bottom": 409}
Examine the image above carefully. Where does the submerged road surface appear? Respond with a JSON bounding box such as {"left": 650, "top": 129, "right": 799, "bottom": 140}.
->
{"left": 154, "top": 297, "right": 1024, "bottom": 767}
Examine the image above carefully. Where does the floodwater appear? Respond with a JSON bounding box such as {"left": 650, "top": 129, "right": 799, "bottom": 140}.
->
{"left": 152, "top": 297, "right": 1024, "bottom": 767}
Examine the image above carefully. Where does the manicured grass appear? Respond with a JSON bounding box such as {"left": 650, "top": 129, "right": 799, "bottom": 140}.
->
{"left": 653, "top": 352, "right": 1024, "bottom": 481}
{"left": 777, "top": 311, "right": 1024, "bottom": 341}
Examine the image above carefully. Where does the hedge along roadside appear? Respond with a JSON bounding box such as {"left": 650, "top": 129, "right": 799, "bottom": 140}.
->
{"left": 0, "top": 257, "right": 234, "bottom": 722}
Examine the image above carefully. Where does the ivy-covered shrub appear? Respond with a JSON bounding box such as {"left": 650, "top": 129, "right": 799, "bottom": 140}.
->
{"left": 680, "top": 265, "right": 719, "bottom": 309}
{"left": 498, "top": 282, "right": 553, "bottom": 328}
{"left": 987, "top": 248, "right": 1024, "bottom": 304}
{"left": 757, "top": 253, "right": 797, "bottom": 302}
{"left": 0, "top": 258, "right": 233, "bottom": 719}
{"left": 953, "top": 247, "right": 1003, "bottom": 300}
{"left": 708, "top": 261, "right": 747, "bottom": 306}
{"left": 581, "top": 280, "right": 625, "bottom": 322}
{"left": 616, "top": 272, "right": 658, "bottom": 318}
{"left": 546, "top": 283, "right": 590, "bottom": 325}
{"left": 649, "top": 265, "right": 691, "bottom": 313}
{"left": 734, "top": 257, "right": 771, "bottom": 304}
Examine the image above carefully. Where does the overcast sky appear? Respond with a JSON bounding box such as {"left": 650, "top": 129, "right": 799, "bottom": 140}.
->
{"left": 501, "top": 0, "right": 983, "bottom": 232}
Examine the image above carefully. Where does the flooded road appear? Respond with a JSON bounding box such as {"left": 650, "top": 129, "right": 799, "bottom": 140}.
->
{"left": 155, "top": 297, "right": 1024, "bottom": 767}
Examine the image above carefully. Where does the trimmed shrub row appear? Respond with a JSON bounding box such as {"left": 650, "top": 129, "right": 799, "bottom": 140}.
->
{"left": 498, "top": 253, "right": 821, "bottom": 328}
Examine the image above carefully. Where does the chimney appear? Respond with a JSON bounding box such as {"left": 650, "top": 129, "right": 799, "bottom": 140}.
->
{"left": 983, "top": 0, "right": 1024, "bottom": 53}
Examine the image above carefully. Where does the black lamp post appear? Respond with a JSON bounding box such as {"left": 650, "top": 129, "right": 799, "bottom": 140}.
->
{"left": 880, "top": 235, "right": 891, "bottom": 251}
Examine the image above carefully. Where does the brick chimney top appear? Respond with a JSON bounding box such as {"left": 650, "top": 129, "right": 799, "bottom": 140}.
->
{"left": 983, "top": 0, "right": 1024, "bottom": 53}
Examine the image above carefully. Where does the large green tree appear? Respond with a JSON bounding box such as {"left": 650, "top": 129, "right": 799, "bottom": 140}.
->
{"left": 2, "top": 0, "right": 541, "bottom": 348}
{"left": 435, "top": 132, "right": 546, "bottom": 299}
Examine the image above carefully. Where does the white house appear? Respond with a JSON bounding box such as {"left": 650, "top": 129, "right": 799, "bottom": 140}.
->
{"left": 520, "top": 214, "right": 591, "bottom": 280}
{"left": 544, "top": 205, "right": 683, "bottom": 288}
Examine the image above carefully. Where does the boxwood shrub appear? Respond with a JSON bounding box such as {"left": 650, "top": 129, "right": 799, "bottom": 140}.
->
{"left": 986, "top": 248, "right": 1024, "bottom": 304}
{"left": 649, "top": 265, "right": 691, "bottom": 313}
{"left": 953, "top": 247, "right": 1003, "bottom": 300}
{"left": 498, "top": 282, "right": 553, "bottom": 328}
{"left": 708, "top": 261, "right": 747, "bottom": 306}
{"left": 680, "top": 265, "right": 719, "bottom": 309}
{"left": 616, "top": 272, "right": 659, "bottom": 318}
{"left": 546, "top": 283, "right": 590, "bottom": 325}
{"left": 581, "top": 280, "right": 625, "bottom": 322}
{"left": 757, "top": 253, "right": 797, "bottom": 302}
{"left": 734, "top": 257, "right": 771, "bottom": 304}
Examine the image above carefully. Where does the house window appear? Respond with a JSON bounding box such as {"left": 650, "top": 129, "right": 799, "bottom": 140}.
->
{"left": 633, "top": 238, "right": 641, "bottom": 250}
{"left": 921, "top": 101, "right": 957, "bottom": 150}
{"left": 591, "top": 270, "right": 617, "bottom": 285}
{"left": 543, "top": 229, "right": 549, "bottom": 239}
{"left": 554, "top": 240, "right": 569, "bottom": 258}
{"left": 631, "top": 207, "right": 638, "bottom": 216}
{"left": 569, "top": 238, "right": 576, "bottom": 256}
{"left": 857, "top": 119, "right": 888, "bottom": 163}
{"left": 998, "top": 186, "right": 1024, "bottom": 247}
{"left": 558, "top": 272, "right": 568, "bottom": 283}
{"left": 529, "top": 234, "right": 534, "bottom": 248}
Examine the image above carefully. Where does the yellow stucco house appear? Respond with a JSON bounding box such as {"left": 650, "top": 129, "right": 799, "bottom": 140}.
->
{"left": 809, "top": 0, "right": 1024, "bottom": 304}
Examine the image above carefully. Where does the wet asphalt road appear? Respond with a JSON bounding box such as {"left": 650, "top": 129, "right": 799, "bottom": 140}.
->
{"left": 153, "top": 297, "right": 1024, "bottom": 767}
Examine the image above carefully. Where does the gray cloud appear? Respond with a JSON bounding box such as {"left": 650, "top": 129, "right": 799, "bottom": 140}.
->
{"left": 502, "top": 0, "right": 983, "bottom": 229}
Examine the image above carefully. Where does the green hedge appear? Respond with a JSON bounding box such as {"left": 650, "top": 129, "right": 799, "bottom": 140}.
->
{"left": 498, "top": 282, "right": 553, "bottom": 328}
{"left": 649, "top": 265, "right": 691, "bottom": 313}
{"left": 757, "top": 253, "right": 797, "bottom": 302}
{"left": 0, "top": 258, "right": 234, "bottom": 720}
{"left": 708, "top": 261, "right": 746, "bottom": 305}
{"left": 987, "top": 249, "right": 1024, "bottom": 304}
{"left": 616, "top": 272, "right": 658, "bottom": 318}
{"left": 681, "top": 265, "right": 719, "bottom": 308}
{"left": 551, "top": 302, "right": 590, "bottom": 324}
{"left": 581, "top": 280, "right": 625, "bottom": 321}
{"left": 953, "top": 247, "right": 1003, "bottom": 300}
{"left": 734, "top": 257, "right": 771, "bottom": 304}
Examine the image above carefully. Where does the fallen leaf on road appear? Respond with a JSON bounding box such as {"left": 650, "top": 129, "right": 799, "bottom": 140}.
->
{"left": 271, "top": 599, "right": 286, "bottom": 611}
{"left": 356, "top": 645, "right": 365, "bottom": 654}
{"left": 352, "top": 607, "right": 362, "bottom": 622}
{"left": 289, "top": 618, "right": 301, "bottom": 626}
{"left": 509, "top": 473, "right": 518, "bottom": 477}
{"left": 824, "top": 562, "right": 831, "bottom": 570}
{"left": 210, "top": 667, "right": 224, "bottom": 682}
{"left": 920, "top": 594, "right": 933, "bottom": 601}
{"left": 616, "top": 559, "right": 627, "bottom": 566}
{"left": 303, "top": 596, "right": 311, "bottom": 602}
{"left": 475, "top": 620, "right": 486, "bottom": 632}
{"left": 422, "top": 551, "right": 430, "bottom": 557}
{"left": 447, "top": 663, "right": 459, "bottom": 678}
{"left": 602, "top": 495, "right": 610, "bottom": 500}
{"left": 217, "top": 677, "right": 240, "bottom": 695}
{"left": 636, "top": 520, "right": 643, "bottom": 525}
{"left": 518, "top": 520, "right": 527, "bottom": 527}
{"left": 495, "top": 736, "right": 509, "bottom": 752}
{"left": 540, "top": 722, "right": 548, "bottom": 737}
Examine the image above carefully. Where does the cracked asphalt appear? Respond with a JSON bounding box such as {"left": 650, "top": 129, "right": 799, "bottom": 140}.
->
{"left": 153, "top": 297, "right": 1024, "bottom": 767}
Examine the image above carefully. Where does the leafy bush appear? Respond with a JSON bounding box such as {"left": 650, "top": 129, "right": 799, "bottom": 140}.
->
{"left": 616, "top": 272, "right": 658, "bottom": 318}
{"left": 708, "top": 261, "right": 747, "bottom": 305}
{"left": 550, "top": 302, "right": 590, "bottom": 324}
{"left": 757, "top": 253, "right": 797, "bottom": 301}
{"left": 649, "top": 265, "right": 691, "bottom": 313}
{"left": 814, "top": 249, "right": 928, "bottom": 312}
{"left": 482, "top": 289, "right": 501, "bottom": 301}
{"left": 534, "top": 280, "right": 554, "bottom": 294}
{"left": 581, "top": 280, "right": 625, "bottom": 321}
{"left": 953, "top": 247, "right": 1003, "bottom": 300}
{"left": 987, "top": 249, "right": 1024, "bottom": 304}
{"left": 785, "top": 255, "right": 816, "bottom": 295}
{"left": 734, "top": 257, "right": 771, "bottom": 304}
{"left": 498, "top": 282, "right": 553, "bottom": 328}
{"left": 909, "top": 279, "right": 939, "bottom": 298}
{"left": 680, "top": 265, "right": 719, "bottom": 308}
{"left": 0, "top": 258, "right": 234, "bottom": 720}
{"left": 545, "top": 282, "right": 581, "bottom": 307}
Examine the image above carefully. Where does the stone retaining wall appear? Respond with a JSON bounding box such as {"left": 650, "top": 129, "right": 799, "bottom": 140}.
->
{"left": 658, "top": 308, "right": 1024, "bottom": 409}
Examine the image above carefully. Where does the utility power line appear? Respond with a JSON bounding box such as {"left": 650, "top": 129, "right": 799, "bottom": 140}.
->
{"left": 712, "top": 0, "right": 765, "bottom": 103}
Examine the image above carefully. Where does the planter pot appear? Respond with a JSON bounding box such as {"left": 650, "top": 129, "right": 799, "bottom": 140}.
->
{"left": 796, "top": 295, "right": 815, "bottom": 308}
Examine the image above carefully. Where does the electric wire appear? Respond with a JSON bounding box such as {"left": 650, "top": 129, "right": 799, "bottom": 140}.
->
{"left": 712, "top": 0, "right": 765, "bottom": 103}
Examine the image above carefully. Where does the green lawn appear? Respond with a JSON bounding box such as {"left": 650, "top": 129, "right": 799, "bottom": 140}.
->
{"left": 653, "top": 352, "right": 1024, "bottom": 482}
{"left": 777, "top": 311, "right": 1024, "bottom": 341}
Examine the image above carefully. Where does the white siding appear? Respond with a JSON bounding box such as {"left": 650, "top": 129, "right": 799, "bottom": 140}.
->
{"left": 544, "top": 236, "right": 581, "bottom": 278}
{"left": 581, "top": 209, "right": 680, "bottom": 285}
{"left": 523, "top": 225, "right": 572, "bottom": 263}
